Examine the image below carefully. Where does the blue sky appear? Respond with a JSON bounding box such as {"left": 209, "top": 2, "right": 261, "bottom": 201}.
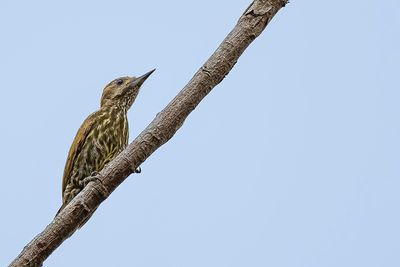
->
{"left": 1, "top": 1, "right": 399, "bottom": 266}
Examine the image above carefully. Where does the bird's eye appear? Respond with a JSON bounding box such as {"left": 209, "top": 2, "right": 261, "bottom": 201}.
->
{"left": 116, "top": 79, "right": 124, "bottom": 85}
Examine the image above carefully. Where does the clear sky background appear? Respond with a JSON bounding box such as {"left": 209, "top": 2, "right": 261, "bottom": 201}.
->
{"left": 1, "top": 1, "right": 399, "bottom": 266}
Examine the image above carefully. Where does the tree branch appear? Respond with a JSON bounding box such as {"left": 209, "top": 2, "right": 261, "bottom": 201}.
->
{"left": 9, "top": 1, "right": 288, "bottom": 266}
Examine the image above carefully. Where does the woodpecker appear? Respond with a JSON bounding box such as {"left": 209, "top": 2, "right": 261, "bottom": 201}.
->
{"left": 57, "top": 69, "right": 155, "bottom": 226}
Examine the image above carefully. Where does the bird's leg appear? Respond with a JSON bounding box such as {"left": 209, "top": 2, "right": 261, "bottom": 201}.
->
{"left": 80, "top": 171, "right": 102, "bottom": 187}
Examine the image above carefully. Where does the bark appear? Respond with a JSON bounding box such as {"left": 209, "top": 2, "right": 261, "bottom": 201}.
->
{"left": 9, "top": 1, "right": 288, "bottom": 266}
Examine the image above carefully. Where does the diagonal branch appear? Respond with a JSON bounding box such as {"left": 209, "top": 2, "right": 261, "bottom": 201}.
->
{"left": 9, "top": 1, "right": 288, "bottom": 266}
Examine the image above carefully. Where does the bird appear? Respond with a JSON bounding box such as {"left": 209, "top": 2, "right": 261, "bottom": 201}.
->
{"left": 56, "top": 69, "right": 155, "bottom": 225}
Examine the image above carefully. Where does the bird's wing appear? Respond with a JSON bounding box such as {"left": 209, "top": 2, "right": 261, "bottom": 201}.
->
{"left": 61, "top": 110, "right": 102, "bottom": 194}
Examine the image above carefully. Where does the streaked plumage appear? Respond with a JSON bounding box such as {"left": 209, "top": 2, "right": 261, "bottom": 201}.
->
{"left": 57, "top": 70, "right": 154, "bottom": 219}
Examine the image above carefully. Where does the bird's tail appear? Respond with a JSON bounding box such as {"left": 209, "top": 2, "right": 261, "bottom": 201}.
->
{"left": 55, "top": 203, "right": 98, "bottom": 229}
{"left": 55, "top": 203, "right": 67, "bottom": 217}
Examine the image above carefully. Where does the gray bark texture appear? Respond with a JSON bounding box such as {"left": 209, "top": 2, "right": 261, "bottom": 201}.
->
{"left": 10, "top": 0, "right": 288, "bottom": 266}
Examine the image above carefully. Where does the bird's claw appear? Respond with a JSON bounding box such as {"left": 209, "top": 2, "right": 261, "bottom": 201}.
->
{"left": 81, "top": 172, "right": 102, "bottom": 187}
{"left": 134, "top": 166, "right": 141, "bottom": 174}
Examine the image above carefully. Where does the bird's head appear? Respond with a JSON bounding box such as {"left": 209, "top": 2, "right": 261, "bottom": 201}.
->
{"left": 100, "top": 69, "right": 155, "bottom": 109}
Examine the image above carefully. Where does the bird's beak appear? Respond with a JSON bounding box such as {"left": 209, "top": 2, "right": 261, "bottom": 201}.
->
{"left": 131, "top": 69, "right": 156, "bottom": 87}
